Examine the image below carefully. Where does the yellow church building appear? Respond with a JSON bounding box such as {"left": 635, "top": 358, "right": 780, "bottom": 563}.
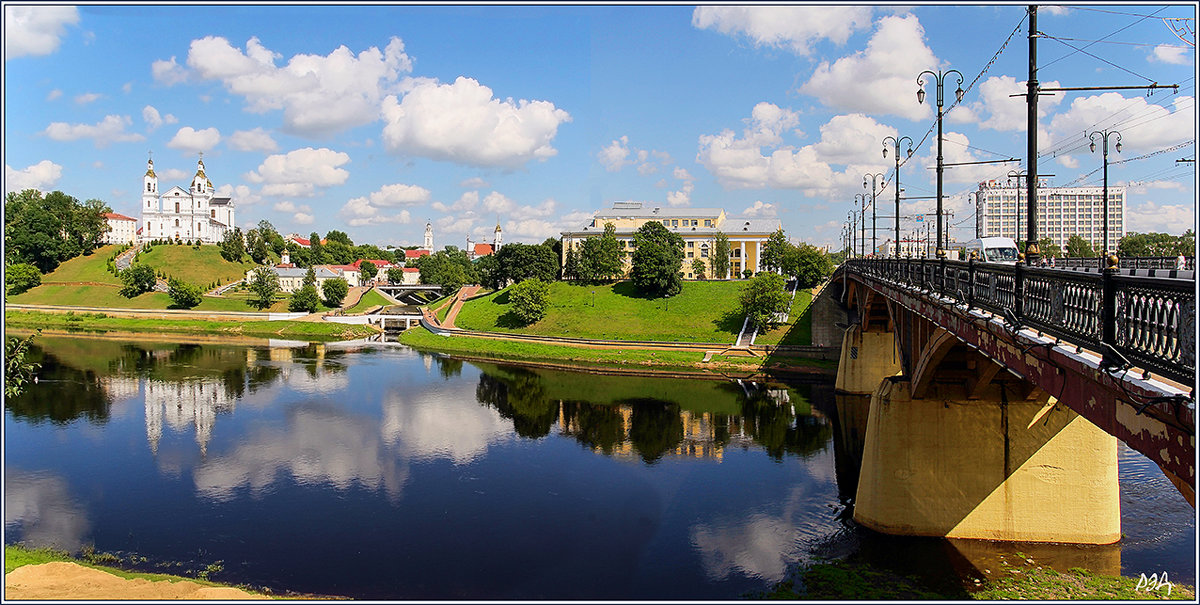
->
{"left": 560, "top": 201, "right": 782, "bottom": 279}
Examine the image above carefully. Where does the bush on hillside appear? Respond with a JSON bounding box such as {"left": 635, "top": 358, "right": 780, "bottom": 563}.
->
{"left": 6, "top": 263, "right": 42, "bottom": 296}
{"left": 119, "top": 264, "right": 157, "bottom": 298}
{"left": 509, "top": 278, "right": 550, "bottom": 325}
{"left": 322, "top": 277, "right": 349, "bottom": 308}
{"left": 167, "top": 278, "right": 204, "bottom": 309}
{"left": 289, "top": 283, "right": 321, "bottom": 313}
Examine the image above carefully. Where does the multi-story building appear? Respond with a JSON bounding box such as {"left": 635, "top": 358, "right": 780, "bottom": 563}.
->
{"left": 140, "top": 156, "right": 235, "bottom": 244}
{"left": 561, "top": 201, "right": 781, "bottom": 279}
{"left": 102, "top": 212, "right": 138, "bottom": 245}
{"left": 975, "top": 179, "right": 1125, "bottom": 254}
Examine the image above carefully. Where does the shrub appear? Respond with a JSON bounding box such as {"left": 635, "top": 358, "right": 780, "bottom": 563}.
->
{"left": 6, "top": 262, "right": 42, "bottom": 295}
{"left": 322, "top": 277, "right": 349, "bottom": 308}
{"left": 509, "top": 278, "right": 550, "bottom": 325}
{"left": 289, "top": 283, "right": 321, "bottom": 313}
{"left": 167, "top": 278, "right": 204, "bottom": 309}
{"left": 119, "top": 264, "right": 157, "bottom": 298}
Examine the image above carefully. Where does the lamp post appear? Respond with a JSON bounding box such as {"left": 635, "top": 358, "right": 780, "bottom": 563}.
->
{"left": 864, "top": 173, "right": 885, "bottom": 258}
{"left": 917, "top": 68, "right": 964, "bottom": 259}
{"left": 882, "top": 136, "right": 914, "bottom": 258}
{"left": 855, "top": 193, "right": 870, "bottom": 258}
{"left": 1089, "top": 129, "right": 1121, "bottom": 257}
{"left": 848, "top": 211, "right": 858, "bottom": 258}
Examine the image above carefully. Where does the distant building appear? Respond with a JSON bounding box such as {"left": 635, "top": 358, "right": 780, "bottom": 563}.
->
{"left": 975, "top": 179, "right": 1125, "bottom": 254}
{"left": 560, "top": 201, "right": 781, "bottom": 279}
{"left": 285, "top": 234, "right": 328, "bottom": 248}
{"left": 140, "top": 155, "right": 234, "bottom": 244}
{"left": 103, "top": 212, "right": 138, "bottom": 245}
{"left": 467, "top": 222, "right": 502, "bottom": 260}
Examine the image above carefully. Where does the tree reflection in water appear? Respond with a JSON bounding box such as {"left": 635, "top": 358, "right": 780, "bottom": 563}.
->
{"left": 474, "top": 363, "right": 831, "bottom": 463}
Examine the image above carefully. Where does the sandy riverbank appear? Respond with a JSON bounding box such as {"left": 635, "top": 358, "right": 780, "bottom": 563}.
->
{"left": 4, "top": 561, "right": 270, "bottom": 600}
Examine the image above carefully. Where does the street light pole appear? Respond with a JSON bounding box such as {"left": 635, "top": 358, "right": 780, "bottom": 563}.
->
{"left": 847, "top": 212, "right": 856, "bottom": 258}
{"left": 883, "top": 136, "right": 914, "bottom": 258}
{"left": 917, "top": 68, "right": 964, "bottom": 259}
{"left": 864, "top": 173, "right": 884, "bottom": 258}
{"left": 855, "top": 193, "right": 869, "bottom": 258}
{"left": 1089, "top": 129, "right": 1122, "bottom": 257}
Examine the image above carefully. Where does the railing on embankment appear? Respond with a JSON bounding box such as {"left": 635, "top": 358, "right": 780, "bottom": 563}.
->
{"left": 842, "top": 258, "right": 1195, "bottom": 387}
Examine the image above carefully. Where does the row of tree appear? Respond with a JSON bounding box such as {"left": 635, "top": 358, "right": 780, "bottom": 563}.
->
{"left": 5, "top": 189, "right": 111, "bottom": 273}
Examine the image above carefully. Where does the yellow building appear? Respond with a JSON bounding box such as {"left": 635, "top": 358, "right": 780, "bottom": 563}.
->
{"left": 561, "top": 201, "right": 782, "bottom": 279}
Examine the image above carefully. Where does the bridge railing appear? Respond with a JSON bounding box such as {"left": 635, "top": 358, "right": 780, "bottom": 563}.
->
{"left": 1056, "top": 256, "right": 1194, "bottom": 271}
{"left": 847, "top": 258, "right": 1195, "bottom": 386}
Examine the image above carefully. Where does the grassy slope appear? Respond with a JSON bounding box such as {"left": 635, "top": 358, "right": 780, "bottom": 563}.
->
{"left": 345, "top": 289, "right": 391, "bottom": 314}
{"left": 138, "top": 244, "right": 257, "bottom": 286}
{"left": 453, "top": 280, "right": 746, "bottom": 343}
{"left": 5, "top": 310, "right": 377, "bottom": 341}
{"left": 37, "top": 245, "right": 125, "bottom": 285}
{"left": 754, "top": 288, "right": 813, "bottom": 346}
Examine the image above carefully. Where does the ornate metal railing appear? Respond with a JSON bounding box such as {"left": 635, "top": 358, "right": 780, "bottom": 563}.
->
{"left": 846, "top": 257, "right": 1195, "bottom": 386}
{"left": 1057, "top": 256, "right": 1194, "bottom": 271}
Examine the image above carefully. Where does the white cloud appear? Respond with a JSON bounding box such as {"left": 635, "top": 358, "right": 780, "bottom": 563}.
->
{"left": 432, "top": 190, "right": 479, "bottom": 213}
{"left": 1151, "top": 44, "right": 1189, "bottom": 65}
{"left": 4, "top": 6, "right": 78, "bottom": 59}
{"left": 742, "top": 200, "right": 777, "bottom": 217}
{"left": 151, "top": 56, "right": 189, "bottom": 85}
{"left": 667, "top": 181, "right": 694, "bottom": 207}
{"left": 228, "top": 127, "right": 279, "bottom": 152}
{"left": 811, "top": 113, "right": 897, "bottom": 165}
{"left": 1047, "top": 93, "right": 1195, "bottom": 154}
{"left": 45, "top": 89, "right": 61, "bottom": 101}
{"left": 5, "top": 160, "right": 63, "bottom": 193}
{"left": 41, "top": 115, "right": 145, "bottom": 148}
{"left": 512, "top": 198, "right": 557, "bottom": 220}
{"left": 380, "top": 76, "right": 571, "bottom": 168}
{"left": 339, "top": 184, "right": 426, "bottom": 228}
{"left": 293, "top": 212, "right": 314, "bottom": 225}
{"left": 966, "top": 75, "right": 1063, "bottom": 132}
{"left": 142, "top": 105, "right": 178, "bottom": 131}
{"left": 459, "top": 177, "right": 489, "bottom": 189}
{"left": 161, "top": 168, "right": 190, "bottom": 181}
{"left": 481, "top": 191, "right": 516, "bottom": 214}
{"left": 1124, "top": 200, "right": 1195, "bottom": 235}
{"left": 214, "top": 183, "right": 263, "bottom": 207}
{"left": 799, "top": 14, "right": 939, "bottom": 120}
{"left": 692, "top": 6, "right": 872, "bottom": 56}
{"left": 674, "top": 167, "right": 693, "bottom": 180}
{"left": 166, "top": 126, "right": 221, "bottom": 153}
{"left": 246, "top": 147, "right": 350, "bottom": 197}
{"left": 598, "top": 136, "right": 631, "bottom": 172}
{"left": 175, "top": 35, "right": 412, "bottom": 137}
{"left": 74, "top": 92, "right": 101, "bottom": 105}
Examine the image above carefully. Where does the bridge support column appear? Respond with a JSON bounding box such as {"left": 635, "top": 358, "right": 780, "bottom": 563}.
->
{"left": 834, "top": 324, "right": 901, "bottom": 394}
{"left": 854, "top": 379, "right": 1120, "bottom": 544}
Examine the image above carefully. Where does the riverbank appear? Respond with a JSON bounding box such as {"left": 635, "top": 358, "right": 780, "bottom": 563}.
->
{"left": 4, "top": 309, "right": 379, "bottom": 342}
{"left": 4, "top": 545, "right": 274, "bottom": 600}
{"left": 764, "top": 558, "right": 1195, "bottom": 600}
{"left": 397, "top": 323, "right": 838, "bottom": 378}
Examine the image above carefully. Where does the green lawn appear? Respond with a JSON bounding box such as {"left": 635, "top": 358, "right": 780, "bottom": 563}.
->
{"left": 8, "top": 283, "right": 297, "bottom": 312}
{"left": 346, "top": 289, "right": 391, "bottom": 314}
{"left": 37, "top": 245, "right": 125, "bottom": 285}
{"left": 452, "top": 280, "right": 746, "bottom": 343}
{"left": 138, "top": 244, "right": 257, "bottom": 287}
{"left": 5, "top": 310, "right": 378, "bottom": 341}
{"left": 754, "top": 288, "right": 813, "bottom": 346}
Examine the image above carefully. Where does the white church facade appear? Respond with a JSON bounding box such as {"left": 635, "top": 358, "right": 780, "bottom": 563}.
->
{"left": 140, "top": 156, "right": 235, "bottom": 244}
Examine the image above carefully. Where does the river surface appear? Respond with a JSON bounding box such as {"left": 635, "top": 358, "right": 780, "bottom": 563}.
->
{"left": 4, "top": 334, "right": 1195, "bottom": 599}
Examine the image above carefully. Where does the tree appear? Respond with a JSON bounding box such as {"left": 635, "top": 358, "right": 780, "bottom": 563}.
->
{"left": 359, "top": 261, "right": 378, "bottom": 282}
{"left": 167, "top": 278, "right": 204, "bottom": 309}
{"left": 576, "top": 237, "right": 603, "bottom": 283}
{"left": 495, "top": 242, "right": 558, "bottom": 285}
{"left": 691, "top": 258, "right": 706, "bottom": 280}
{"left": 5, "top": 263, "right": 41, "bottom": 296}
{"left": 563, "top": 244, "right": 580, "bottom": 281}
{"left": 322, "top": 277, "right": 349, "bottom": 308}
{"left": 324, "top": 230, "right": 353, "bottom": 246}
{"left": 630, "top": 221, "right": 685, "bottom": 297}
{"left": 541, "top": 237, "right": 563, "bottom": 277}
{"left": 119, "top": 264, "right": 157, "bottom": 298}
{"left": 289, "top": 267, "right": 321, "bottom": 313}
{"left": 509, "top": 278, "right": 550, "bottom": 325}
{"left": 596, "top": 222, "right": 623, "bottom": 281}
{"left": 247, "top": 266, "right": 280, "bottom": 310}
{"left": 1065, "top": 234, "right": 1096, "bottom": 258}
{"left": 1037, "top": 237, "right": 1062, "bottom": 259}
{"left": 220, "top": 228, "right": 245, "bottom": 262}
{"left": 1118, "top": 231, "right": 1194, "bottom": 258}
{"left": 783, "top": 243, "right": 834, "bottom": 289}
{"left": 5, "top": 330, "right": 40, "bottom": 398}
{"left": 308, "top": 231, "right": 329, "bottom": 265}
{"left": 760, "top": 228, "right": 788, "bottom": 273}
{"left": 475, "top": 254, "right": 503, "bottom": 290}
{"left": 711, "top": 232, "right": 731, "bottom": 280}
{"left": 75, "top": 199, "right": 112, "bottom": 254}
{"left": 387, "top": 267, "right": 406, "bottom": 285}
{"left": 739, "top": 271, "right": 788, "bottom": 332}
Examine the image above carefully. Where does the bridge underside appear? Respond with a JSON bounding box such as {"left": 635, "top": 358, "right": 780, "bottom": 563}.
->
{"left": 832, "top": 267, "right": 1194, "bottom": 542}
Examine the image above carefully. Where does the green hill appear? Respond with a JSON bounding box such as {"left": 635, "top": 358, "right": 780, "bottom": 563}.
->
{"left": 36, "top": 245, "right": 125, "bottom": 286}
{"left": 452, "top": 280, "right": 747, "bottom": 343}
{"left": 138, "top": 244, "right": 258, "bottom": 287}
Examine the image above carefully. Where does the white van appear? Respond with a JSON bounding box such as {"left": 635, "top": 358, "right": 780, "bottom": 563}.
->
{"left": 963, "top": 237, "right": 1020, "bottom": 263}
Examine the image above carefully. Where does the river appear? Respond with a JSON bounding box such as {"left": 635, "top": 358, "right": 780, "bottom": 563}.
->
{"left": 3, "top": 334, "right": 1194, "bottom": 599}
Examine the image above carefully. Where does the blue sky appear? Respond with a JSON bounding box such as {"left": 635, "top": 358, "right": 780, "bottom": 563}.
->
{"left": 4, "top": 3, "right": 1196, "bottom": 251}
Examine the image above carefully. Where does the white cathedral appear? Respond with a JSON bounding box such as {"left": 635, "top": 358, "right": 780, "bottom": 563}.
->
{"left": 140, "top": 155, "right": 235, "bottom": 244}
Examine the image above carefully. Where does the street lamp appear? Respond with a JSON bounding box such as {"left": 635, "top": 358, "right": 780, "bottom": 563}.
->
{"left": 864, "top": 172, "right": 885, "bottom": 258}
{"left": 917, "top": 68, "right": 964, "bottom": 259}
{"left": 1089, "top": 129, "right": 1122, "bottom": 258}
{"left": 848, "top": 211, "right": 858, "bottom": 258}
{"left": 855, "top": 193, "right": 870, "bottom": 258}
{"left": 883, "top": 136, "right": 914, "bottom": 258}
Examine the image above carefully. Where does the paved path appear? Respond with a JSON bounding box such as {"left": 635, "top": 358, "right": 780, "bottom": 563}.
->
{"left": 440, "top": 285, "right": 480, "bottom": 329}
{"left": 114, "top": 245, "right": 139, "bottom": 272}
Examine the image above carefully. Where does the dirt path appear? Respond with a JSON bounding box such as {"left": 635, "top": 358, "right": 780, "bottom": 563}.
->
{"left": 4, "top": 562, "right": 269, "bottom": 600}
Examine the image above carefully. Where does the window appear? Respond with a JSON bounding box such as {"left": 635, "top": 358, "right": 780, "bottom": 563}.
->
{"left": 687, "top": 251, "right": 694, "bottom": 258}
{"left": 672, "top": 219, "right": 679, "bottom": 227}
{"left": 686, "top": 241, "right": 693, "bottom": 247}
{"left": 211, "top": 209, "right": 216, "bottom": 218}
{"left": 704, "top": 219, "right": 712, "bottom": 227}
{"left": 174, "top": 219, "right": 179, "bottom": 227}
{"left": 175, "top": 202, "right": 180, "bottom": 213}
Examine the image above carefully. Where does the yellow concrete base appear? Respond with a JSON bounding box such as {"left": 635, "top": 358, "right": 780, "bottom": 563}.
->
{"left": 834, "top": 325, "right": 901, "bottom": 394}
{"left": 854, "top": 379, "right": 1120, "bottom": 544}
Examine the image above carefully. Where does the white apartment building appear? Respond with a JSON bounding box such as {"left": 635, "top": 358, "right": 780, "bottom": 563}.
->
{"left": 103, "top": 212, "right": 138, "bottom": 245}
{"left": 975, "top": 179, "right": 1125, "bottom": 254}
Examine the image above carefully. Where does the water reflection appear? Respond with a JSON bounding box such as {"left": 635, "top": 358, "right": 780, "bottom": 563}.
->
{"left": 381, "top": 384, "right": 512, "bottom": 465}
{"left": 4, "top": 469, "right": 90, "bottom": 552}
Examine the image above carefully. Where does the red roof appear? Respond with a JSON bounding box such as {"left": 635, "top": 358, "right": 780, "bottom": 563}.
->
{"left": 103, "top": 212, "right": 137, "bottom": 222}
{"left": 403, "top": 267, "right": 420, "bottom": 273}
{"left": 472, "top": 243, "right": 494, "bottom": 256}
{"left": 404, "top": 249, "right": 430, "bottom": 259}
{"left": 351, "top": 259, "right": 394, "bottom": 269}
{"left": 289, "top": 236, "right": 311, "bottom": 247}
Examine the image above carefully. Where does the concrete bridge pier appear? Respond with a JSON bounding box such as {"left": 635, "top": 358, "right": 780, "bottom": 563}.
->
{"left": 834, "top": 323, "right": 902, "bottom": 395}
{"left": 854, "top": 378, "right": 1121, "bottom": 545}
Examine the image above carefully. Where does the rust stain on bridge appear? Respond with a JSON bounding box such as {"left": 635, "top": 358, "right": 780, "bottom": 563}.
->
{"left": 840, "top": 267, "right": 1195, "bottom": 504}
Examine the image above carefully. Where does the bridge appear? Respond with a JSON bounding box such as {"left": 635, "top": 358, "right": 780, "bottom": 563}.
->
{"left": 374, "top": 284, "right": 443, "bottom": 305}
{"left": 823, "top": 257, "right": 1194, "bottom": 545}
